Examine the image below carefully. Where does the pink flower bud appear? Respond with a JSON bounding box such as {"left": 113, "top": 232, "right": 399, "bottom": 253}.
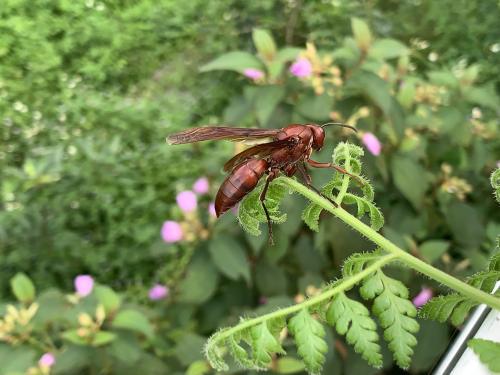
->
{"left": 176, "top": 190, "right": 197, "bottom": 213}
{"left": 290, "top": 57, "right": 312, "bottom": 78}
{"left": 208, "top": 202, "right": 217, "bottom": 218}
{"left": 39, "top": 353, "right": 56, "bottom": 368}
{"left": 74, "top": 275, "right": 94, "bottom": 297}
{"left": 161, "top": 220, "right": 183, "bottom": 243}
{"left": 148, "top": 284, "right": 169, "bottom": 300}
{"left": 412, "top": 287, "right": 433, "bottom": 308}
{"left": 193, "top": 177, "right": 209, "bottom": 195}
{"left": 243, "top": 68, "right": 264, "bottom": 80}
{"left": 362, "top": 132, "right": 382, "bottom": 156}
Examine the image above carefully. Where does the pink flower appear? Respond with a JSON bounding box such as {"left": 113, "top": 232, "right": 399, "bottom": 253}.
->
{"left": 176, "top": 190, "right": 197, "bottom": 213}
{"left": 161, "top": 220, "right": 183, "bottom": 243}
{"left": 243, "top": 68, "right": 264, "bottom": 80}
{"left": 290, "top": 57, "right": 312, "bottom": 78}
{"left": 39, "top": 353, "right": 56, "bottom": 368}
{"left": 208, "top": 202, "right": 217, "bottom": 218}
{"left": 362, "top": 132, "right": 382, "bottom": 156}
{"left": 74, "top": 275, "right": 94, "bottom": 297}
{"left": 148, "top": 284, "right": 169, "bottom": 300}
{"left": 193, "top": 177, "right": 209, "bottom": 195}
{"left": 413, "top": 287, "right": 433, "bottom": 308}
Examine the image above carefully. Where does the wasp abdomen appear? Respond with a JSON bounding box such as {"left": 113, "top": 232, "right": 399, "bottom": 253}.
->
{"left": 215, "top": 158, "right": 269, "bottom": 217}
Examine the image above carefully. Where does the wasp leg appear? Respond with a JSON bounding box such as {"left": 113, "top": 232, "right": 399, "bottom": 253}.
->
{"left": 260, "top": 170, "right": 278, "bottom": 246}
{"left": 307, "top": 159, "right": 364, "bottom": 187}
{"left": 297, "top": 163, "right": 338, "bottom": 207}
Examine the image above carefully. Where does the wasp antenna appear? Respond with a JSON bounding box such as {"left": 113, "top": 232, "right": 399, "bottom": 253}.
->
{"left": 320, "top": 122, "right": 357, "bottom": 133}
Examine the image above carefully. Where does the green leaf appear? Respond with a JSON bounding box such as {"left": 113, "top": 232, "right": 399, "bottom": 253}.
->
{"left": 296, "top": 94, "right": 333, "bottom": 122}
{"left": 276, "top": 48, "right": 302, "bottom": 63}
{"left": 10, "top": 273, "right": 35, "bottom": 303}
{"left": 410, "top": 321, "right": 450, "bottom": 372}
{"left": 326, "top": 293, "right": 382, "bottom": 367}
{"left": 109, "top": 332, "right": 141, "bottom": 365}
{"left": 445, "top": 202, "right": 485, "bottom": 248}
{"left": 238, "top": 180, "right": 288, "bottom": 236}
{"left": 468, "top": 338, "right": 500, "bottom": 372}
{"left": 174, "top": 333, "right": 206, "bottom": 366}
{"left": 419, "top": 240, "right": 449, "bottom": 264}
{"left": 288, "top": 309, "right": 328, "bottom": 375}
{"left": 186, "top": 360, "right": 211, "bottom": 375}
{"left": 92, "top": 331, "right": 116, "bottom": 346}
{"left": 52, "top": 345, "right": 91, "bottom": 373}
{"left": 251, "top": 321, "right": 285, "bottom": 367}
{"left": 427, "top": 70, "right": 459, "bottom": 88}
{"left": 256, "top": 261, "right": 288, "bottom": 296}
{"left": 275, "top": 357, "right": 306, "bottom": 373}
{"left": 369, "top": 39, "right": 408, "bottom": 59}
{"left": 112, "top": 310, "right": 154, "bottom": 339}
{"left": 94, "top": 285, "right": 121, "bottom": 314}
{"left": 0, "top": 345, "right": 36, "bottom": 375}
{"left": 342, "top": 250, "right": 383, "bottom": 277}
{"left": 391, "top": 155, "right": 429, "bottom": 210}
{"left": 177, "top": 252, "right": 219, "bottom": 304}
{"left": 209, "top": 235, "right": 250, "bottom": 282}
{"left": 361, "top": 271, "right": 419, "bottom": 369}
{"left": 346, "top": 71, "right": 392, "bottom": 115}
{"left": 200, "top": 51, "right": 263, "bottom": 73}
{"left": 462, "top": 85, "right": 499, "bottom": 110}
{"left": 62, "top": 329, "right": 89, "bottom": 346}
{"left": 252, "top": 28, "right": 277, "bottom": 61}
{"left": 418, "top": 294, "right": 478, "bottom": 326}
{"left": 351, "top": 18, "right": 372, "bottom": 50}
{"left": 254, "top": 85, "right": 286, "bottom": 125}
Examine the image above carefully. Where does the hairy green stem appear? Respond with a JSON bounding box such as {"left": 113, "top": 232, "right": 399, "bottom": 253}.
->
{"left": 209, "top": 253, "right": 397, "bottom": 345}
{"left": 335, "top": 151, "right": 351, "bottom": 205}
{"left": 281, "top": 176, "right": 500, "bottom": 311}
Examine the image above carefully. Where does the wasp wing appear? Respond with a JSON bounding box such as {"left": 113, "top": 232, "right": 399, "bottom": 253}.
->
{"left": 166, "top": 126, "right": 280, "bottom": 145}
{"left": 223, "top": 138, "right": 294, "bottom": 172}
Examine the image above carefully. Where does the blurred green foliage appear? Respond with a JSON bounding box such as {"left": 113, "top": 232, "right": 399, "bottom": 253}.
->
{"left": 0, "top": 0, "right": 499, "bottom": 373}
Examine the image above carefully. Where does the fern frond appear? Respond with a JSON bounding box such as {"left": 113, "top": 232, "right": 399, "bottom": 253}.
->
{"left": 302, "top": 174, "right": 343, "bottom": 231}
{"left": 466, "top": 270, "right": 500, "bottom": 293}
{"left": 227, "top": 335, "right": 256, "bottom": 369}
{"left": 360, "top": 270, "right": 419, "bottom": 369}
{"left": 418, "top": 294, "right": 478, "bottom": 326}
{"left": 238, "top": 180, "right": 288, "bottom": 236}
{"left": 326, "top": 292, "right": 383, "bottom": 367}
{"left": 288, "top": 309, "right": 328, "bottom": 375}
{"left": 343, "top": 193, "right": 384, "bottom": 230}
{"left": 302, "top": 142, "right": 384, "bottom": 232}
{"left": 468, "top": 338, "right": 500, "bottom": 372}
{"left": 251, "top": 320, "right": 286, "bottom": 367}
{"left": 205, "top": 333, "right": 229, "bottom": 371}
{"left": 342, "top": 249, "right": 384, "bottom": 277}
{"left": 491, "top": 168, "right": 500, "bottom": 204}
{"left": 420, "top": 250, "right": 500, "bottom": 326}
{"left": 488, "top": 251, "right": 500, "bottom": 271}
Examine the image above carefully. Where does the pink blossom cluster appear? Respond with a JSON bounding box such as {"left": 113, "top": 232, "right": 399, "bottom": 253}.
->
{"left": 161, "top": 177, "right": 217, "bottom": 244}
{"left": 289, "top": 57, "right": 313, "bottom": 78}
{"left": 72, "top": 274, "right": 169, "bottom": 305}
